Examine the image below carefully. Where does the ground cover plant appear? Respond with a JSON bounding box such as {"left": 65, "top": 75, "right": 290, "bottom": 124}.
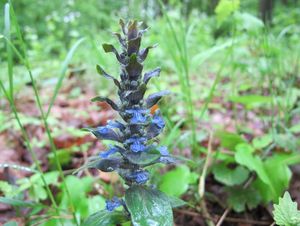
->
{"left": 0, "top": 0, "right": 300, "bottom": 225}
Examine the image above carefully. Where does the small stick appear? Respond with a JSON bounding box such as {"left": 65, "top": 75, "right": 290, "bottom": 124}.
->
{"left": 175, "top": 209, "right": 271, "bottom": 225}
{"left": 198, "top": 131, "right": 215, "bottom": 226}
{"left": 216, "top": 208, "right": 230, "bottom": 226}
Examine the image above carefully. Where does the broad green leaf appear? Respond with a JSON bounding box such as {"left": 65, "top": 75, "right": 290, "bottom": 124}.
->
{"left": 236, "top": 144, "right": 292, "bottom": 202}
{"left": 82, "top": 210, "right": 127, "bottom": 226}
{"left": 31, "top": 184, "right": 47, "bottom": 201}
{"left": 215, "top": 131, "right": 246, "bottom": 150}
{"left": 48, "top": 149, "right": 71, "bottom": 168}
{"left": 0, "top": 181, "right": 17, "bottom": 197}
{"left": 235, "top": 143, "right": 269, "bottom": 184}
{"left": 212, "top": 163, "right": 249, "bottom": 186}
{"left": 159, "top": 165, "right": 195, "bottom": 197}
{"left": 88, "top": 196, "right": 106, "bottom": 215}
{"left": 167, "top": 195, "right": 186, "bottom": 208}
{"left": 229, "top": 95, "right": 272, "bottom": 109}
{"left": 252, "top": 135, "right": 272, "bottom": 149}
{"left": 226, "top": 187, "right": 261, "bottom": 212}
{"left": 125, "top": 186, "right": 173, "bottom": 226}
{"left": 59, "top": 176, "right": 93, "bottom": 218}
{"left": 262, "top": 157, "right": 292, "bottom": 202}
{"left": 273, "top": 192, "right": 300, "bottom": 226}
{"left": 215, "top": 0, "right": 240, "bottom": 24}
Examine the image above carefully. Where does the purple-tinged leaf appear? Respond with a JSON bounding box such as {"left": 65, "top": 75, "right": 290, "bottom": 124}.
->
{"left": 89, "top": 126, "right": 123, "bottom": 142}
{"left": 113, "top": 32, "right": 126, "bottom": 48}
{"left": 96, "top": 65, "right": 121, "bottom": 89}
{"left": 127, "top": 20, "right": 138, "bottom": 40}
{"left": 138, "top": 27, "right": 149, "bottom": 37}
{"left": 124, "top": 84, "right": 147, "bottom": 104}
{"left": 143, "top": 67, "right": 161, "bottom": 84}
{"left": 102, "top": 43, "right": 123, "bottom": 63}
{"left": 146, "top": 91, "right": 171, "bottom": 108}
{"left": 119, "top": 19, "right": 126, "bottom": 35}
{"left": 125, "top": 54, "right": 143, "bottom": 79}
{"left": 96, "top": 158, "right": 121, "bottom": 172}
{"left": 128, "top": 36, "right": 141, "bottom": 55}
{"left": 91, "top": 96, "right": 119, "bottom": 111}
{"left": 139, "top": 44, "right": 157, "bottom": 62}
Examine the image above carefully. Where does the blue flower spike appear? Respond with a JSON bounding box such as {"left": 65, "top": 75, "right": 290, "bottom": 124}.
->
{"left": 80, "top": 20, "right": 178, "bottom": 216}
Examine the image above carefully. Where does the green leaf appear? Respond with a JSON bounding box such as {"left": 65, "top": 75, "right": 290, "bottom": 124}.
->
{"left": 252, "top": 135, "right": 272, "bottom": 149}
{"left": 226, "top": 187, "right": 261, "bottom": 212}
{"left": 48, "top": 149, "right": 71, "bottom": 168}
{"left": 273, "top": 192, "right": 300, "bottom": 226}
{"left": 126, "top": 148, "right": 161, "bottom": 165}
{"left": 257, "top": 157, "right": 292, "bottom": 202}
{"left": 167, "top": 195, "right": 186, "bottom": 208}
{"left": 0, "top": 180, "right": 17, "bottom": 197}
{"left": 215, "top": 0, "right": 240, "bottom": 24}
{"left": 0, "top": 196, "right": 44, "bottom": 208}
{"left": 235, "top": 143, "right": 269, "bottom": 183}
{"left": 215, "top": 131, "right": 246, "bottom": 150}
{"left": 88, "top": 196, "right": 106, "bottom": 215}
{"left": 82, "top": 210, "right": 127, "bottom": 226}
{"left": 159, "top": 165, "right": 195, "bottom": 197}
{"left": 236, "top": 144, "right": 292, "bottom": 202}
{"left": 212, "top": 163, "right": 249, "bottom": 186}
{"left": 60, "top": 176, "right": 94, "bottom": 218}
{"left": 229, "top": 95, "right": 272, "bottom": 109}
{"left": 125, "top": 185, "right": 173, "bottom": 226}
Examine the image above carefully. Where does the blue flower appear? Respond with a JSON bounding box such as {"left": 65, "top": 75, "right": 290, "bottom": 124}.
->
{"left": 105, "top": 197, "right": 123, "bottom": 212}
{"left": 99, "top": 145, "right": 119, "bottom": 158}
{"left": 157, "top": 146, "right": 169, "bottom": 155}
{"left": 146, "top": 111, "right": 165, "bottom": 139}
{"left": 125, "top": 137, "right": 147, "bottom": 152}
{"left": 125, "top": 108, "right": 148, "bottom": 123}
{"left": 128, "top": 170, "right": 149, "bottom": 184}
{"left": 152, "top": 111, "right": 165, "bottom": 129}
{"left": 107, "top": 120, "right": 125, "bottom": 130}
{"left": 92, "top": 126, "right": 122, "bottom": 142}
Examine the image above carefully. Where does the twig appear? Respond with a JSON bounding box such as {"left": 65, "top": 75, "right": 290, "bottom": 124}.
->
{"left": 174, "top": 209, "right": 271, "bottom": 225}
{"left": 198, "top": 131, "right": 215, "bottom": 226}
{"left": 216, "top": 208, "right": 230, "bottom": 226}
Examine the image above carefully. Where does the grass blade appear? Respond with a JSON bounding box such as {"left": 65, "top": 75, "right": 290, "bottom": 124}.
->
{"left": 4, "top": 3, "right": 13, "bottom": 99}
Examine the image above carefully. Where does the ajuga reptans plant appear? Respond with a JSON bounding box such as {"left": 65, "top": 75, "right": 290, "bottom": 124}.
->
{"left": 81, "top": 20, "right": 184, "bottom": 226}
